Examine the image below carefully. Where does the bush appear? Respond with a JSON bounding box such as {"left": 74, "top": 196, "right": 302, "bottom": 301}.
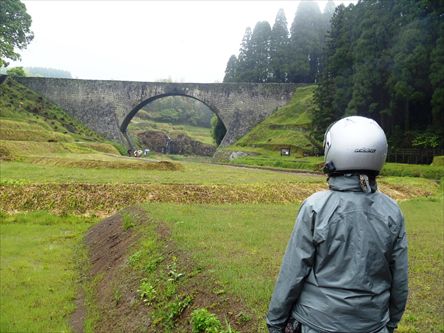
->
{"left": 191, "top": 308, "right": 222, "bottom": 333}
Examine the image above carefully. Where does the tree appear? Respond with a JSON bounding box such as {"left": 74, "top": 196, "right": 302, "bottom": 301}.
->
{"left": 248, "top": 21, "right": 272, "bottom": 82}
{"left": 288, "top": 1, "right": 322, "bottom": 83}
{"left": 313, "top": 4, "right": 354, "bottom": 140}
{"left": 236, "top": 27, "right": 254, "bottom": 82}
{"left": 429, "top": 10, "right": 444, "bottom": 135}
{"left": 6, "top": 66, "right": 26, "bottom": 76}
{"left": 314, "top": 0, "right": 443, "bottom": 149}
{"left": 323, "top": 0, "right": 336, "bottom": 19}
{"left": 269, "top": 9, "right": 290, "bottom": 82}
{"left": 223, "top": 55, "right": 238, "bottom": 82}
{"left": 236, "top": 22, "right": 272, "bottom": 82}
{"left": 211, "top": 115, "right": 227, "bottom": 146}
{"left": 0, "top": 0, "right": 33, "bottom": 67}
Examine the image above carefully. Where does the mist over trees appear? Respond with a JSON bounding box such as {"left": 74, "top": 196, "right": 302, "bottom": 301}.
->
{"left": 25, "top": 67, "right": 72, "bottom": 78}
{"left": 314, "top": 1, "right": 444, "bottom": 148}
{"left": 224, "top": 0, "right": 443, "bottom": 149}
{"left": 224, "top": 0, "right": 336, "bottom": 83}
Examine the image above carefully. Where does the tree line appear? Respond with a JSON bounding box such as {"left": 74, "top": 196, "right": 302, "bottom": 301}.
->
{"left": 224, "top": 0, "right": 443, "bottom": 149}
{"left": 224, "top": 0, "right": 336, "bottom": 84}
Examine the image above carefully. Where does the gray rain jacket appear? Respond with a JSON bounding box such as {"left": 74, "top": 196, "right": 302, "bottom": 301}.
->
{"left": 266, "top": 174, "right": 408, "bottom": 333}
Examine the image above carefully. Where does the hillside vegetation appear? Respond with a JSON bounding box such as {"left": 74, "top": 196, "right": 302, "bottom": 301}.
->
{"left": 0, "top": 77, "right": 184, "bottom": 171}
{"left": 0, "top": 77, "right": 121, "bottom": 159}
{"left": 226, "top": 85, "right": 318, "bottom": 157}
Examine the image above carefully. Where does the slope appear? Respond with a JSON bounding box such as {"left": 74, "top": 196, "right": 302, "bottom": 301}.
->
{"left": 228, "top": 85, "right": 319, "bottom": 156}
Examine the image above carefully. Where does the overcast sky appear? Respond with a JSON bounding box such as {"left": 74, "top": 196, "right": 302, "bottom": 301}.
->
{"left": 12, "top": 0, "right": 355, "bottom": 83}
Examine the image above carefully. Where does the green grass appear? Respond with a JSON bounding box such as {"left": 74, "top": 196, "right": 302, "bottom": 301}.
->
{"left": 396, "top": 197, "right": 444, "bottom": 332}
{"left": 381, "top": 161, "right": 444, "bottom": 179}
{"left": 231, "top": 85, "right": 318, "bottom": 156}
{"left": 0, "top": 159, "right": 325, "bottom": 185}
{"left": 0, "top": 78, "right": 103, "bottom": 142}
{"left": 432, "top": 156, "right": 444, "bottom": 166}
{"left": 0, "top": 78, "right": 123, "bottom": 160}
{"left": 144, "top": 194, "right": 444, "bottom": 332}
{"left": 145, "top": 203, "right": 294, "bottom": 315}
{"left": 0, "top": 211, "right": 96, "bottom": 332}
{"left": 227, "top": 153, "right": 444, "bottom": 180}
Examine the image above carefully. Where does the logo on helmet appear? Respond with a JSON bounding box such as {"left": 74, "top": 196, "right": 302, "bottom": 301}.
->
{"left": 354, "top": 148, "right": 376, "bottom": 153}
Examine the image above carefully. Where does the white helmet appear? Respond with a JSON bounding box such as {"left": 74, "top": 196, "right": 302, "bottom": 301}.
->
{"left": 323, "top": 116, "right": 387, "bottom": 174}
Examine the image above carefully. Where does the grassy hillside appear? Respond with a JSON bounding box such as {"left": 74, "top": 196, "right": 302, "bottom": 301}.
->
{"left": 0, "top": 77, "right": 124, "bottom": 160}
{"left": 226, "top": 85, "right": 319, "bottom": 157}
{"left": 222, "top": 84, "right": 444, "bottom": 179}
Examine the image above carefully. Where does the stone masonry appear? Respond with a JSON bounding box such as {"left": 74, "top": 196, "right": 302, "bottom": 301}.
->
{"left": 15, "top": 77, "right": 298, "bottom": 147}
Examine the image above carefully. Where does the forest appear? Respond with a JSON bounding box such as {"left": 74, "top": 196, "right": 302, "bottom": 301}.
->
{"left": 224, "top": 0, "right": 443, "bottom": 150}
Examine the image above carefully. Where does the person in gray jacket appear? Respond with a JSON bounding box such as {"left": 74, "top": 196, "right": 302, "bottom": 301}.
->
{"left": 266, "top": 116, "right": 408, "bottom": 333}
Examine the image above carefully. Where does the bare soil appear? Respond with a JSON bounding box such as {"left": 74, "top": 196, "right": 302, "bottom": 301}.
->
{"left": 72, "top": 206, "right": 255, "bottom": 333}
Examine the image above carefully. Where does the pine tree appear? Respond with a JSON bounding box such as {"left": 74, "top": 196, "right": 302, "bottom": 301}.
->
{"left": 347, "top": 1, "right": 394, "bottom": 124}
{"left": 429, "top": 8, "right": 444, "bottom": 134}
{"left": 313, "top": 4, "right": 354, "bottom": 140}
{"left": 237, "top": 27, "right": 253, "bottom": 82}
{"left": 288, "top": 1, "right": 322, "bottom": 83}
{"left": 223, "top": 55, "right": 239, "bottom": 82}
{"left": 269, "top": 9, "right": 290, "bottom": 82}
{"left": 248, "top": 21, "right": 272, "bottom": 82}
{"left": 314, "top": 0, "right": 443, "bottom": 149}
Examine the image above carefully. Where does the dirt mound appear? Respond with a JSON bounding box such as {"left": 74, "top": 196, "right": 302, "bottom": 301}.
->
{"left": 71, "top": 208, "right": 146, "bottom": 333}
{"left": 73, "top": 207, "right": 254, "bottom": 332}
{"left": 137, "top": 130, "right": 216, "bottom": 156}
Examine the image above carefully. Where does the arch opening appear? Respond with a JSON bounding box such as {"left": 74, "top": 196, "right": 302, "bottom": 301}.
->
{"left": 121, "top": 94, "right": 227, "bottom": 157}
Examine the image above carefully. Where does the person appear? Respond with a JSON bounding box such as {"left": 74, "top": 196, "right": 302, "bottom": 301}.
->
{"left": 266, "top": 116, "right": 408, "bottom": 333}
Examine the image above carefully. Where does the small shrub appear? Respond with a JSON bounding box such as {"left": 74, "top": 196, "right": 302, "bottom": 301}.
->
{"left": 191, "top": 308, "right": 222, "bottom": 333}
{"left": 137, "top": 279, "right": 156, "bottom": 304}
{"left": 167, "top": 257, "right": 185, "bottom": 282}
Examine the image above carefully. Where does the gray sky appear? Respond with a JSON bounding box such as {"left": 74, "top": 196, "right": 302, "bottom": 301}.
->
{"left": 13, "top": 0, "right": 355, "bottom": 83}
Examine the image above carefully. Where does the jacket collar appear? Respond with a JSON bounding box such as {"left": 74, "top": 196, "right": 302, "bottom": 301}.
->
{"left": 328, "top": 174, "right": 378, "bottom": 193}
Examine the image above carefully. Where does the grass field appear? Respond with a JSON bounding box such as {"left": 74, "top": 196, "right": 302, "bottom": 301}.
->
{"left": 0, "top": 212, "right": 96, "bottom": 332}
{"left": 1, "top": 78, "right": 443, "bottom": 332}
{"left": 145, "top": 196, "right": 444, "bottom": 333}
{"left": 1, "top": 157, "right": 442, "bottom": 332}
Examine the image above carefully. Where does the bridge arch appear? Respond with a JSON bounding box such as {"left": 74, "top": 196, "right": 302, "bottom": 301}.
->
{"left": 120, "top": 93, "right": 225, "bottom": 149}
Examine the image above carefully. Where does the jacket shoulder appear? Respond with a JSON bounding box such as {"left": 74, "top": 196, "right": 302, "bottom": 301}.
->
{"left": 303, "top": 190, "right": 334, "bottom": 210}
{"left": 373, "top": 191, "right": 404, "bottom": 218}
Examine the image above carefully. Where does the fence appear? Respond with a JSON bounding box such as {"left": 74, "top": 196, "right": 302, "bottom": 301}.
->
{"left": 303, "top": 148, "right": 443, "bottom": 165}
{"left": 386, "top": 149, "right": 444, "bottom": 165}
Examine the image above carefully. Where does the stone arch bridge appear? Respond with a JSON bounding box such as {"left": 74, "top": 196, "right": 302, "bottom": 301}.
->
{"left": 15, "top": 77, "right": 298, "bottom": 147}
